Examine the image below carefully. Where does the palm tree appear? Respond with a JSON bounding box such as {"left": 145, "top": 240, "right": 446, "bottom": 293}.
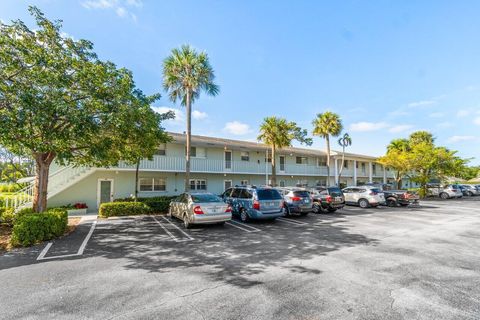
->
{"left": 337, "top": 133, "right": 352, "bottom": 183}
{"left": 258, "top": 117, "right": 312, "bottom": 186}
{"left": 312, "top": 112, "right": 343, "bottom": 186}
{"left": 163, "top": 45, "right": 219, "bottom": 191}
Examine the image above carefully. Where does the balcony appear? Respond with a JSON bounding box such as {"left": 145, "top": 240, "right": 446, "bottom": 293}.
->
{"left": 116, "top": 156, "right": 329, "bottom": 176}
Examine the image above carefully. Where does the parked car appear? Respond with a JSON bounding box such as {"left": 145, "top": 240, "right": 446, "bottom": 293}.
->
{"left": 276, "top": 187, "right": 312, "bottom": 216}
{"left": 459, "top": 184, "right": 480, "bottom": 196}
{"left": 342, "top": 186, "right": 386, "bottom": 208}
{"left": 169, "top": 192, "right": 232, "bottom": 228}
{"left": 426, "top": 184, "right": 463, "bottom": 199}
{"left": 365, "top": 183, "right": 419, "bottom": 207}
{"left": 221, "top": 186, "right": 284, "bottom": 222}
{"left": 310, "top": 187, "right": 345, "bottom": 213}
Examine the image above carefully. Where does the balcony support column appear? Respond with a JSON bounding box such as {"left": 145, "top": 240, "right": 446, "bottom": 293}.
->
{"left": 334, "top": 158, "right": 339, "bottom": 186}
{"left": 368, "top": 162, "right": 373, "bottom": 183}
{"left": 353, "top": 160, "right": 357, "bottom": 186}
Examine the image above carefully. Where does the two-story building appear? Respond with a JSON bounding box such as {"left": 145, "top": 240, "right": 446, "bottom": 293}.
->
{"left": 43, "top": 132, "right": 398, "bottom": 212}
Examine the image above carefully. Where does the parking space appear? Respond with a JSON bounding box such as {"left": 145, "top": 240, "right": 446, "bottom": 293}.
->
{"left": 1, "top": 198, "right": 480, "bottom": 319}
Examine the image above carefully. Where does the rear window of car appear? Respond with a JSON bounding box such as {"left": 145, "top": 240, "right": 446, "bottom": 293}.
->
{"left": 191, "top": 194, "right": 222, "bottom": 203}
{"left": 327, "top": 187, "right": 342, "bottom": 196}
{"left": 257, "top": 189, "right": 283, "bottom": 200}
{"left": 371, "top": 188, "right": 382, "bottom": 193}
{"left": 293, "top": 191, "right": 310, "bottom": 197}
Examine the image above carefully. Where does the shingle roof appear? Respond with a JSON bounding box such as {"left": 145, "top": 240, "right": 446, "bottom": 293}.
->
{"left": 168, "top": 132, "right": 378, "bottom": 160}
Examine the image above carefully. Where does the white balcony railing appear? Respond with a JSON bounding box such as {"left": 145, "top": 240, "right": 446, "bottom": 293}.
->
{"left": 116, "top": 156, "right": 329, "bottom": 176}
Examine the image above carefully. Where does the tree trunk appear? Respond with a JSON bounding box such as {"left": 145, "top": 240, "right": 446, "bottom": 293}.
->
{"left": 134, "top": 159, "right": 140, "bottom": 201}
{"left": 271, "top": 145, "right": 276, "bottom": 186}
{"left": 338, "top": 146, "right": 345, "bottom": 183}
{"left": 32, "top": 152, "right": 56, "bottom": 213}
{"left": 184, "top": 91, "right": 192, "bottom": 192}
{"left": 326, "top": 136, "right": 331, "bottom": 187}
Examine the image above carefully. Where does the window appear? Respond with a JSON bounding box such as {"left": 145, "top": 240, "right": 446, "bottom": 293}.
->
{"left": 139, "top": 178, "right": 166, "bottom": 192}
{"left": 279, "top": 180, "right": 285, "bottom": 187}
{"left": 296, "top": 156, "right": 308, "bottom": 165}
{"left": 343, "top": 160, "right": 349, "bottom": 169}
{"left": 239, "top": 189, "right": 252, "bottom": 199}
{"left": 372, "top": 164, "right": 377, "bottom": 175}
{"left": 240, "top": 179, "right": 249, "bottom": 186}
{"left": 191, "top": 194, "right": 222, "bottom": 203}
{"left": 190, "top": 179, "right": 207, "bottom": 191}
{"left": 185, "top": 147, "right": 206, "bottom": 158}
{"left": 230, "top": 188, "right": 242, "bottom": 198}
{"left": 154, "top": 143, "right": 166, "bottom": 156}
{"left": 240, "top": 151, "right": 250, "bottom": 161}
{"left": 361, "top": 163, "right": 366, "bottom": 173}
{"left": 224, "top": 180, "right": 232, "bottom": 190}
{"left": 266, "top": 154, "right": 272, "bottom": 163}
{"left": 317, "top": 157, "right": 327, "bottom": 167}
{"left": 316, "top": 180, "right": 326, "bottom": 187}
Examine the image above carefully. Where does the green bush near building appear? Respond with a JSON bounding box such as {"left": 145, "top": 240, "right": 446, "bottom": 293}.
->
{"left": 113, "top": 196, "right": 176, "bottom": 214}
{"left": 10, "top": 208, "right": 68, "bottom": 247}
{"left": 0, "top": 207, "right": 15, "bottom": 226}
{"left": 99, "top": 202, "right": 152, "bottom": 218}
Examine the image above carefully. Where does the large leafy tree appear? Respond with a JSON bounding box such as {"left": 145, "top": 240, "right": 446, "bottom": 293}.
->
{"left": 312, "top": 112, "right": 343, "bottom": 186}
{"left": 337, "top": 133, "right": 352, "bottom": 183}
{"left": 258, "top": 117, "right": 312, "bottom": 186}
{"left": 0, "top": 7, "right": 169, "bottom": 211}
{"left": 163, "top": 45, "right": 219, "bottom": 192}
{"left": 378, "top": 138, "right": 411, "bottom": 189}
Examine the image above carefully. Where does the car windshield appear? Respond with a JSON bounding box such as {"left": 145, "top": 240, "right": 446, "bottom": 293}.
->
{"left": 191, "top": 194, "right": 222, "bottom": 203}
{"left": 257, "top": 189, "right": 283, "bottom": 200}
{"left": 371, "top": 188, "right": 382, "bottom": 193}
{"left": 293, "top": 191, "right": 310, "bottom": 197}
{"left": 327, "top": 187, "right": 342, "bottom": 196}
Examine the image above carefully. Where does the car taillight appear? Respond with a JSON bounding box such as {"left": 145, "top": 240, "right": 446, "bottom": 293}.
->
{"left": 193, "top": 206, "right": 204, "bottom": 214}
{"left": 326, "top": 195, "right": 332, "bottom": 203}
{"left": 403, "top": 192, "right": 409, "bottom": 199}
{"left": 291, "top": 196, "right": 301, "bottom": 201}
{"left": 225, "top": 205, "right": 232, "bottom": 213}
{"left": 253, "top": 200, "right": 260, "bottom": 210}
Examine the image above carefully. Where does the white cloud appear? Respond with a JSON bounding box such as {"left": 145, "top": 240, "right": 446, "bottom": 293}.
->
{"left": 388, "top": 124, "right": 414, "bottom": 133}
{"left": 192, "top": 110, "right": 208, "bottom": 120}
{"left": 350, "top": 122, "right": 388, "bottom": 132}
{"left": 408, "top": 100, "right": 436, "bottom": 108}
{"left": 81, "top": 0, "right": 141, "bottom": 20}
{"left": 437, "top": 121, "right": 453, "bottom": 128}
{"left": 388, "top": 108, "right": 410, "bottom": 117}
{"left": 474, "top": 117, "right": 480, "bottom": 126}
{"left": 456, "top": 109, "right": 473, "bottom": 117}
{"left": 429, "top": 112, "right": 444, "bottom": 118}
{"left": 151, "top": 106, "right": 184, "bottom": 124}
{"left": 447, "top": 135, "right": 476, "bottom": 143}
{"left": 223, "top": 121, "right": 252, "bottom": 135}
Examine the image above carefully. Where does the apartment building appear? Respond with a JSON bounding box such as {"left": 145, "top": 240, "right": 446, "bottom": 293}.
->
{"left": 44, "top": 132, "right": 398, "bottom": 212}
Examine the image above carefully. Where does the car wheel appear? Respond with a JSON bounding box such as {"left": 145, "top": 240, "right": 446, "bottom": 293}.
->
{"left": 440, "top": 192, "right": 449, "bottom": 200}
{"left": 240, "top": 209, "right": 249, "bottom": 222}
{"left": 386, "top": 199, "right": 397, "bottom": 207}
{"left": 358, "top": 199, "right": 369, "bottom": 208}
{"left": 312, "top": 203, "right": 321, "bottom": 214}
{"left": 183, "top": 214, "right": 192, "bottom": 229}
{"left": 300, "top": 211, "right": 309, "bottom": 216}
{"left": 169, "top": 208, "right": 175, "bottom": 220}
{"left": 467, "top": 191, "right": 473, "bottom": 197}
{"left": 327, "top": 208, "right": 337, "bottom": 213}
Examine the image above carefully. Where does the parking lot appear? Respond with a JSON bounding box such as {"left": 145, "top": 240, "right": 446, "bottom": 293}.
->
{"left": 1, "top": 198, "right": 480, "bottom": 320}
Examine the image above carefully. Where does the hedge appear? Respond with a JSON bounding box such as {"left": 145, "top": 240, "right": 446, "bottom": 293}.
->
{"left": 99, "top": 202, "right": 151, "bottom": 218}
{"left": 10, "top": 208, "right": 68, "bottom": 247}
{"left": 113, "top": 196, "right": 176, "bottom": 214}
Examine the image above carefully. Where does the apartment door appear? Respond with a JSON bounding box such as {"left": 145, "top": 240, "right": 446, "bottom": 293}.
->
{"left": 97, "top": 179, "right": 114, "bottom": 208}
{"left": 224, "top": 150, "right": 232, "bottom": 170}
{"left": 279, "top": 156, "right": 286, "bottom": 172}
{"left": 224, "top": 180, "right": 232, "bottom": 191}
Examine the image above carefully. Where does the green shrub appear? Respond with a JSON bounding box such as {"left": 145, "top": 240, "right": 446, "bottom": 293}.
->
{"left": 16, "top": 207, "right": 35, "bottom": 219}
{"left": 0, "top": 184, "right": 26, "bottom": 193}
{"left": 0, "top": 207, "right": 15, "bottom": 226}
{"left": 99, "top": 202, "right": 151, "bottom": 218}
{"left": 114, "top": 196, "right": 176, "bottom": 214}
{"left": 10, "top": 208, "right": 68, "bottom": 247}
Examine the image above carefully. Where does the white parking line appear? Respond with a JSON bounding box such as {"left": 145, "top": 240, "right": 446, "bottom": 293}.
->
{"left": 228, "top": 220, "right": 262, "bottom": 232}
{"left": 225, "top": 221, "right": 260, "bottom": 233}
{"left": 151, "top": 215, "right": 180, "bottom": 242}
{"left": 277, "top": 217, "right": 308, "bottom": 225}
{"left": 37, "top": 221, "right": 97, "bottom": 261}
{"left": 160, "top": 216, "right": 195, "bottom": 241}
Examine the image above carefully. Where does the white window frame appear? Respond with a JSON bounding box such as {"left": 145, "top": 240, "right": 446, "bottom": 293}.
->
{"left": 154, "top": 143, "right": 166, "bottom": 156}
{"left": 279, "top": 155, "right": 286, "bottom": 172}
{"left": 316, "top": 157, "right": 327, "bottom": 167}
{"left": 240, "top": 151, "right": 250, "bottom": 161}
{"left": 224, "top": 180, "right": 232, "bottom": 190}
{"left": 190, "top": 179, "right": 207, "bottom": 191}
{"left": 296, "top": 156, "right": 308, "bottom": 165}
{"left": 139, "top": 177, "right": 166, "bottom": 192}
{"left": 240, "top": 179, "right": 249, "bottom": 186}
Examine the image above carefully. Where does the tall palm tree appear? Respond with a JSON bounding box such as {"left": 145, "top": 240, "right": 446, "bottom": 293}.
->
{"left": 163, "top": 45, "right": 219, "bottom": 191}
{"left": 312, "top": 112, "right": 343, "bottom": 186}
{"left": 258, "top": 117, "right": 312, "bottom": 186}
{"left": 337, "top": 132, "right": 352, "bottom": 183}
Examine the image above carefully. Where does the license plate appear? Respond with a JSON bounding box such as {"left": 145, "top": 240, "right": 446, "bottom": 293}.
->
{"left": 335, "top": 197, "right": 342, "bottom": 202}
{"left": 303, "top": 199, "right": 310, "bottom": 203}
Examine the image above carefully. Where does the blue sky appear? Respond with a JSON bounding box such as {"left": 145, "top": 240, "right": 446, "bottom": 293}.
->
{"left": 1, "top": 0, "right": 480, "bottom": 164}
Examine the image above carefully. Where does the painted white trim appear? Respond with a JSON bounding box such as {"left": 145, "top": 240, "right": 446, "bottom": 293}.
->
{"left": 224, "top": 179, "right": 233, "bottom": 190}
{"left": 97, "top": 179, "right": 114, "bottom": 209}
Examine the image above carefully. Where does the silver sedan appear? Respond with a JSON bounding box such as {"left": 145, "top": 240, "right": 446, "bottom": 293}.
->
{"left": 169, "top": 192, "right": 232, "bottom": 228}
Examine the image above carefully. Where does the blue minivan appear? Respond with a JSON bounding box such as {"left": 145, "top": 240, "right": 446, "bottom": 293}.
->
{"left": 221, "top": 186, "right": 284, "bottom": 222}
